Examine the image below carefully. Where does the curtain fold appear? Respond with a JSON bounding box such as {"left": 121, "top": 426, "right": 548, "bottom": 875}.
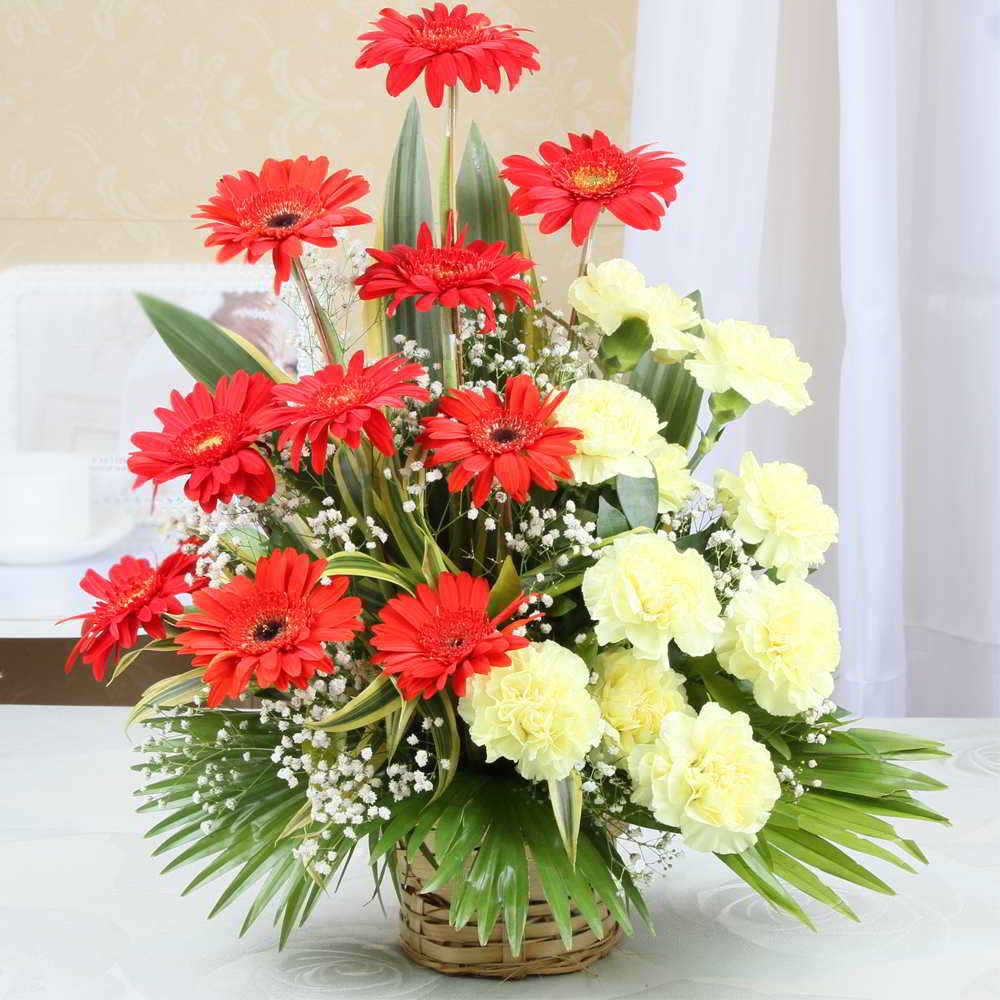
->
{"left": 627, "top": 0, "right": 1000, "bottom": 716}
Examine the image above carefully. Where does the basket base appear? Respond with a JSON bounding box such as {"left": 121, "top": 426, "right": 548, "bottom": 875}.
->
{"left": 397, "top": 854, "right": 623, "bottom": 980}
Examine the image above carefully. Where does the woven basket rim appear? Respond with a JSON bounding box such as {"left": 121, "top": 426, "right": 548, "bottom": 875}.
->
{"left": 396, "top": 850, "right": 622, "bottom": 979}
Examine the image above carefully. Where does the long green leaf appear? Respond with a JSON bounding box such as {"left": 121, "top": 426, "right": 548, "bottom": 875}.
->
{"left": 456, "top": 122, "right": 541, "bottom": 353}
{"left": 128, "top": 667, "right": 206, "bottom": 728}
{"left": 381, "top": 101, "right": 448, "bottom": 377}
{"left": 547, "top": 772, "right": 583, "bottom": 866}
{"left": 309, "top": 674, "right": 402, "bottom": 733}
{"left": 323, "top": 552, "right": 419, "bottom": 594}
{"left": 137, "top": 293, "right": 292, "bottom": 386}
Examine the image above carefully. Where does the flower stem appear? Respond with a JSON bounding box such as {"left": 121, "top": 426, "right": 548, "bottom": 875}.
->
{"left": 568, "top": 225, "right": 597, "bottom": 327}
{"left": 687, "top": 416, "right": 725, "bottom": 471}
{"left": 292, "top": 258, "right": 341, "bottom": 367}
{"left": 444, "top": 85, "right": 464, "bottom": 386}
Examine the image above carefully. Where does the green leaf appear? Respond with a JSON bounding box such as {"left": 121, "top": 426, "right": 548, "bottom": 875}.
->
{"left": 547, "top": 772, "right": 583, "bottom": 866}
{"left": 626, "top": 348, "right": 703, "bottom": 448}
{"left": 598, "top": 316, "right": 653, "bottom": 375}
{"left": 108, "top": 638, "right": 179, "bottom": 684}
{"left": 381, "top": 100, "right": 448, "bottom": 378}
{"left": 137, "top": 293, "right": 292, "bottom": 386}
{"left": 761, "top": 839, "right": 859, "bottom": 922}
{"left": 386, "top": 698, "right": 420, "bottom": 762}
{"left": 456, "top": 121, "right": 541, "bottom": 354}
{"left": 616, "top": 473, "right": 658, "bottom": 530}
{"left": 323, "top": 552, "right": 419, "bottom": 594}
{"left": 309, "top": 675, "right": 403, "bottom": 733}
{"left": 487, "top": 555, "right": 522, "bottom": 616}
{"left": 128, "top": 667, "right": 206, "bottom": 728}
{"left": 763, "top": 827, "right": 895, "bottom": 895}
{"left": 596, "top": 497, "right": 630, "bottom": 538}
{"left": 494, "top": 807, "right": 530, "bottom": 955}
{"left": 718, "top": 846, "right": 816, "bottom": 929}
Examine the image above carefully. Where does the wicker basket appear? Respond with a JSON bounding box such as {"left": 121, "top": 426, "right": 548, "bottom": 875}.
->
{"left": 396, "top": 849, "right": 622, "bottom": 979}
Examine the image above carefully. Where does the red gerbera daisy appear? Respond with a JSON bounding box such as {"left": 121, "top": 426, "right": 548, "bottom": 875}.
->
{"left": 62, "top": 547, "right": 205, "bottom": 681}
{"left": 371, "top": 571, "right": 539, "bottom": 699}
{"left": 256, "top": 351, "right": 429, "bottom": 473}
{"left": 355, "top": 221, "right": 533, "bottom": 334}
{"left": 356, "top": 3, "right": 539, "bottom": 108}
{"left": 193, "top": 155, "right": 372, "bottom": 293}
{"left": 418, "top": 373, "right": 581, "bottom": 506}
{"left": 128, "top": 370, "right": 276, "bottom": 513}
{"left": 175, "top": 548, "right": 363, "bottom": 707}
{"left": 501, "top": 130, "right": 685, "bottom": 246}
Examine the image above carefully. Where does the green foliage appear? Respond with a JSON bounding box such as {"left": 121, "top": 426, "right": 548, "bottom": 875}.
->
{"left": 456, "top": 122, "right": 541, "bottom": 354}
{"left": 136, "top": 293, "right": 292, "bottom": 386}
{"left": 625, "top": 288, "right": 704, "bottom": 447}
{"left": 598, "top": 317, "right": 652, "bottom": 375}
{"left": 378, "top": 101, "right": 447, "bottom": 376}
{"left": 615, "top": 473, "right": 659, "bottom": 530}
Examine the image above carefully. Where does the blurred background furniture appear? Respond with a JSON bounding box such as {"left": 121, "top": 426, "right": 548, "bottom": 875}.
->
{"left": 0, "top": 262, "right": 293, "bottom": 702}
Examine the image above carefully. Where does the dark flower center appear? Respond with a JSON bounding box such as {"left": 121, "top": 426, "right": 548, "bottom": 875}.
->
{"left": 552, "top": 146, "right": 638, "bottom": 199}
{"left": 470, "top": 410, "right": 544, "bottom": 456}
{"left": 236, "top": 186, "right": 322, "bottom": 235}
{"left": 252, "top": 619, "right": 285, "bottom": 643}
{"left": 226, "top": 592, "right": 315, "bottom": 655}
{"left": 266, "top": 212, "right": 301, "bottom": 229}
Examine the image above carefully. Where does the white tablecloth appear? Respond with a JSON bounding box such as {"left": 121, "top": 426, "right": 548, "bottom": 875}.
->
{"left": 1, "top": 708, "right": 998, "bottom": 999}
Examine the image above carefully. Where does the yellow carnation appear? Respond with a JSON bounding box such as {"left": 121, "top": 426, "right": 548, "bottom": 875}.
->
{"left": 582, "top": 532, "right": 723, "bottom": 659}
{"left": 568, "top": 259, "right": 701, "bottom": 363}
{"left": 716, "top": 575, "right": 840, "bottom": 716}
{"left": 684, "top": 319, "right": 812, "bottom": 414}
{"left": 594, "top": 647, "right": 694, "bottom": 753}
{"left": 648, "top": 441, "right": 697, "bottom": 513}
{"left": 715, "top": 452, "right": 838, "bottom": 580}
{"left": 628, "top": 702, "right": 780, "bottom": 853}
{"left": 458, "top": 640, "right": 603, "bottom": 781}
{"left": 557, "top": 378, "right": 663, "bottom": 485}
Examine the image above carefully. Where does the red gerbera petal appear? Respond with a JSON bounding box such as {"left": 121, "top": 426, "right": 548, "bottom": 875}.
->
{"left": 370, "top": 570, "right": 540, "bottom": 699}
{"left": 255, "top": 351, "right": 429, "bottom": 473}
{"left": 127, "top": 371, "right": 276, "bottom": 513}
{"left": 61, "top": 546, "right": 207, "bottom": 681}
{"left": 193, "top": 155, "right": 372, "bottom": 293}
{"left": 500, "top": 131, "right": 685, "bottom": 246}
{"left": 355, "top": 222, "right": 534, "bottom": 334}
{"left": 174, "top": 548, "right": 363, "bottom": 707}
{"left": 356, "top": 4, "right": 540, "bottom": 108}
{"left": 417, "top": 373, "right": 581, "bottom": 506}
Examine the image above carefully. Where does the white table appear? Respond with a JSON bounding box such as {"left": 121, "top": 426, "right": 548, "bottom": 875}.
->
{"left": 1, "top": 709, "right": 998, "bottom": 999}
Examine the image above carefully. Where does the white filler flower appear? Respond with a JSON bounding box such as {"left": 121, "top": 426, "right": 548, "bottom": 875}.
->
{"left": 628, "top": 702, "right": 781, "bottom": 853}
{"left": 557, "top": 378, "right": 664, "bottom": 485}
{"left": 717, "top": 575, "right": 841, "bottom": 716}
{"left": 715, "top": 452, "right": 839, "bottom": 580}
{"left": 582, "top": 532, "right": 723, "bottom": 659}
{"left": 458, "top": 640, "right": 603, "bottom": 781}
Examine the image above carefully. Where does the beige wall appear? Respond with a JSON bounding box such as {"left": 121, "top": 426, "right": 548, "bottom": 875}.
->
{"left": 2, "top": 0, "right": 637, "bottom": 298}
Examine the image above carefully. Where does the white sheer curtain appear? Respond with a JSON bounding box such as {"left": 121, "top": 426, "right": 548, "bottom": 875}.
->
{"left": 627, "top": 0, "right": 1000, "bottom": 716}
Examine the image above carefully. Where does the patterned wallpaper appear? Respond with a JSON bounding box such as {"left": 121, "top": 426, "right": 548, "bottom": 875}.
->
{"left": 1, "top": 0, "right": 638, "bottom": 296}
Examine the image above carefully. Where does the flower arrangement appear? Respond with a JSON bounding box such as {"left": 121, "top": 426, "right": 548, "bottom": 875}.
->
{"left": 65, "top": 2, "right": 949, "bottom": 977}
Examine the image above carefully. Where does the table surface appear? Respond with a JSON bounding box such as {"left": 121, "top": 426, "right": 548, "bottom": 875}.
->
{"left": 2, "top": 708, "right": 998, "bottom": 1000}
